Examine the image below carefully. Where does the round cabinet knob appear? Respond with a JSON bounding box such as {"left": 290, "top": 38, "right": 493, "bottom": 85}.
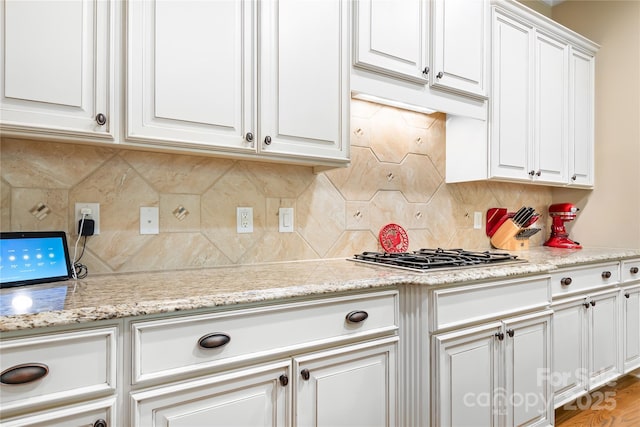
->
{"left": 590, "top": 300, "right": 596, "bottom": 307}
{"left": 507, "top": 329, "right": 515, "bottom": 338}
{"left": 436, "top": 71, "right": 444, "bottom": 79}
{"left": 560, "top": 277, "right": 572, "bottom": 286}
{"left": 95, "top": 113, "right": 107, "bottom": 126}
{"left": 535, "top": 170, "right": 542, "bottom": 176}
{"left": 94, "top": 420, "right": 107, "bottom": 427}
{"left": 602, "top": 271, "right": 612, "bottom": 279}
{"left": 631, "top": 267, "right": 639, "bottom": 274}
{"left": 301, "top": 369, "right": 310, "bottom": 381}
{"left": 529, "top": 170, "right": 536, "bottom": 176}
{"left": 624, "top": 292, "right": 630, "bottom": 299}
{"left": 571, "top": 174, "right": 577, "bottom": 181}
{"left": 583, "top": 302, "right": 590, "bottom": 309}
{"left": 495, "top": 331, "right": 505, "bottom": 341}
{"left": 264, "top": 136, "right": 272, "bottom": 145}
{"left": 245, "top": 132, "right": 254, "bottom": 143}
{"left": 279, "top": 374, "right": 289, "bottom": 386}
{"left": 422, "top": 67, "right": 430, "bottom": 75}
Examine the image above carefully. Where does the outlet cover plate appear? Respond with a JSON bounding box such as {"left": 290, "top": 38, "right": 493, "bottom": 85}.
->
{"left": 237, "top": 207, "right": 253, "bottom": 233}
{"left": 140, "top": 207, "right": 159, "bottom": 235}
{"left": 75, "top": 203, "right": 100, "bottom": 235}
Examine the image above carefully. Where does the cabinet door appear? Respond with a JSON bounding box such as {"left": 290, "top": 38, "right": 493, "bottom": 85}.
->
{"left": 568, "top": 48, "right": 595, "bottom": 187}
{"left": 588, "top": 290, "right": 621, "bottom": 389}
{"left": 0, "top": 398, "right": 116, "bottom": 427}
{"left": 127, "top": 0, "right": 255, "bottom": 152}
{"left": 353, "top": 0, "right": 427, "bottom": 83}
{"left": 259, "top": 0, "right": 349, "bottom": 163}
{"left": 432, "top": 322, "right": 501, "bottom": 427}
{"left": 622, "top": 286, "right": 640, "bottom": 373}
{"left": 295, "top": 338, "right": 397, "bottom": 427}
{"left": 533, "top": 31, "right": 569, "bottom": 184}
{"left": 432, "top": 0, "right": 488, "bottom": 98}
{"left": 0, "top": 0, "right": 113, "bottom": 138}
{"left": 490, "top": 9, "right": 534, "bottom": 181}
{"left": 503, "top": 311, "right": 553, "bottom": 427}
{"left": 131, "top": 361, "right": 289, "bottom": 427}
{"left": 551, "top": 298, "right": 588, "bottom": 408}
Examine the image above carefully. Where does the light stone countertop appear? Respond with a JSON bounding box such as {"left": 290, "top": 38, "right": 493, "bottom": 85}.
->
{"left": 1, "top": 247, "right": 639, "bottom": 332}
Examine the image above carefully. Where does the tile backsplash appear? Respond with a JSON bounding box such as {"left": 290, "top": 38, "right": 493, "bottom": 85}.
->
{"left": 0, "top": 100, "right": 552, "bottom": 274}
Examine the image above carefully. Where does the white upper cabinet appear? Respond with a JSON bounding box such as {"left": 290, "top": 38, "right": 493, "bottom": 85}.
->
{"left": 127, "top": 0, "right": 349, "bottom": 166}
{"left": 258, "top": 0, "right": 350, "bottom": 163}
{"left": 447, "top": 0, "right": 598, "bottom": 188}
{"left": 568, "top": 48, "right": 596, "bottom": 187}
{"left": 127, "top": 0, "right": 255, "bottom": 153}
{"left": 431, "top": 0, "right": 489, "bottom": 98}
{"left": 354, "top": 0, "right": 428, "bottom": 83}
{"left": 490, "top": 10, "right": 534, "bottom": 181}
{"left": 0, "top": 0, "right": 114, "bottom": 140}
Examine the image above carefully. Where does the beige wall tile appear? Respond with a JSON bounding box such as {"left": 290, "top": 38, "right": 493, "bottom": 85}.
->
{"left": 1, "top": 178, "right": 12, "bottom": 230}
{"left": 11, "top": 188, "right": 68, "bottom": 231}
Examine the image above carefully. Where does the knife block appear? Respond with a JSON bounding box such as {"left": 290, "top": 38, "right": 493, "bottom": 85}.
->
{"left": 490, "top": 220, "right": 530, "bottom": 251}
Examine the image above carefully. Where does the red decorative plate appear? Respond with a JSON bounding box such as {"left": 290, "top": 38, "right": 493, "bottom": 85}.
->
{"left": 379, "top": 223, "right": 409, "bottom": 253}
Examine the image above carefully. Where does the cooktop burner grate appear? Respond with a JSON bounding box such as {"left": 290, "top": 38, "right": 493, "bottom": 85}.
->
{"left": 350, "top": 248, "right": 524, "bottom": 272}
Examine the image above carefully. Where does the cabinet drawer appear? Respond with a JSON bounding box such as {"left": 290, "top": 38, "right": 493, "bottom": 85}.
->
{"left": 622, "top": 258, "right": 640, "bottom": 283}
{"left": 551, "top": 262, "right": 619, "bottom": 297}
{"left": 131, "top": 290, "right": 398, "bottom": 384}
{"left": 430, "top": 276, "right": 550, "bottom": 331}
{"left": 0, "top": 327, "right": 118, "bottom": 417}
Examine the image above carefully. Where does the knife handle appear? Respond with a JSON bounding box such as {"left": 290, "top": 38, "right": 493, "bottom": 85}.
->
{"left": 490, "top": 220, "right": 521, "bottom": 250}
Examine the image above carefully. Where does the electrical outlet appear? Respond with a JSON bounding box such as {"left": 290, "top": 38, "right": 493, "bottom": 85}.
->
{"left": 237, "top": 207, "right": 253, "bottom": 233}
{"left": 75, "top": 203, "right": 100, "bottom": 235}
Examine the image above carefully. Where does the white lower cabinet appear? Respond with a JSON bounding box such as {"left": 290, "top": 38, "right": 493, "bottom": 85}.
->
{"left": 551, "top": 288, "right": 621, "bottom": 408}
{"left": 126, "top": 290, "right": 399, "bottom": 426}
{"left": 433, "top": 310, "right": 552, "bottom": 427}
{"left": 0, "top": 397, "right": 116, "bottom": 427}
{"left": 621, "top": 285, "right": 640, "bottom": 373}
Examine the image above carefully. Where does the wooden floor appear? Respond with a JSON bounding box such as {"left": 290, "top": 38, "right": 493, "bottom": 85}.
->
{"left": 555, "top": 370, "right": 640, "bottom": 426}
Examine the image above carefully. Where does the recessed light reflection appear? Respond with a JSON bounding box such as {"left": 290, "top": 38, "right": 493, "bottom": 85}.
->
{"left": 11, "top": 294, "right": 33, "bottom": 313}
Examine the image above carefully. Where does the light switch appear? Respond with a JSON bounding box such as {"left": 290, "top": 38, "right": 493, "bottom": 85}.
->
{"left": 279, "top": 208, "right": 294, "bottom": 233}
{"left": 140, "top": 207, "right": 159, "bottom": 234}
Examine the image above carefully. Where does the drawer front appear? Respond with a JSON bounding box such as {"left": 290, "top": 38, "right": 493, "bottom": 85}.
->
{"left": 131, "top": 290, "right": 398, "bottom": 384}
{"left": 0, "top": 327, "right": 118, "bottom": 416}
{"left": 551, "top": 262, "right": 620, "bottom": 297}
{"left": 431, "top": 276, "right": 550, "bottom": 331}
{"left": 622, "top": 258, "right": 640, "bottom": 283}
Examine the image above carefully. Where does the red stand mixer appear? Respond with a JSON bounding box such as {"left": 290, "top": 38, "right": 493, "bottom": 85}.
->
{"left": 544, "top": 203, "right": 582, "bottom": 249}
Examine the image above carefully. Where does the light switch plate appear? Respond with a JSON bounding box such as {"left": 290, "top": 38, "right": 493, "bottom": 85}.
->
{"left": 473, "top": 211, "right": 482, "bottom": 229}
{"left": 279, "top": 208, "right": 294, "bottom": 233}
{"left": 140, "top": 207, "right": 159, "bottom": 235}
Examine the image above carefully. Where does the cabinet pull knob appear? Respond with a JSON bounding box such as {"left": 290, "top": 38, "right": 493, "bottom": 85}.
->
{"left": 345, "top": 310, "right": 368, "bottom": 323}
{"left": 301, "top": 368, "right": 310, "bottom": 380}
{"left": 560, "top": 277, "right": 572, "bottom": 286}
{"left": 507, "top": 329, "right": 515, "bottom": 338}
{"left": 625, "top": 292, "right": 630, "bottom": 299}
{"left": 264, "top": 135, "right": 272, "bottom": 145}
{"left": 436, "top": 71, "right": 443, "bottom": 79}
{"left": 279, "top": 374, "right": 289, "bottom": 386}
{"left": 590, "top": 300, "right": 596, "bottom": 307}
{"left": 631, "top": 267, "right": 639, "bottom": 274}
{"left": 198, "top": 333, "right": 231, "bottom": 349}
{"left": 94, "top": 420, "right": 107, "bottom": 427}
{"left": 0, "top": 363, "right": 49, "bottom": 385}
{"left": 529, "top": 170, "right": 535, "bottom": 176}
{"left": 602, "top": 271, "right": 612, "bottom": 279}
{"left": 583, "top": 301, "right": 590, "bottom": 309}
{"left": 95, "top": 113, "right": 107, "bottom": 126}
{"left": 571, "top": 174, "right": 577, "bottom": 181}
{"left": 423, "top": 67, "right": 430, "bottom": 75}
{"left": 535, "top": 170, "right": 541, "bottom": 176}
{"left": 495, "top": 331, "right": 505, "bottom": 341}
{"left": 245, "top": 132, "right": 254, "bottom": 142}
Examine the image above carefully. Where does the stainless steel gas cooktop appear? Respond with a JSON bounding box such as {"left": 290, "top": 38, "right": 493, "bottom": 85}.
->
{"left": 349, "top": 248, "right": 526, "bottom": 272}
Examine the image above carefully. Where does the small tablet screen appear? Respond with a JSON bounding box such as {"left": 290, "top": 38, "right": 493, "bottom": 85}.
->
{"left": 0, "top": 231, "right": 73, "bottom": 288}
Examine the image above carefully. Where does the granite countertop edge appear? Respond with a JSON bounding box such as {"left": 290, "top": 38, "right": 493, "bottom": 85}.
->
{"left": 2, "top": 247, "right": 639, "bottom": 332}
